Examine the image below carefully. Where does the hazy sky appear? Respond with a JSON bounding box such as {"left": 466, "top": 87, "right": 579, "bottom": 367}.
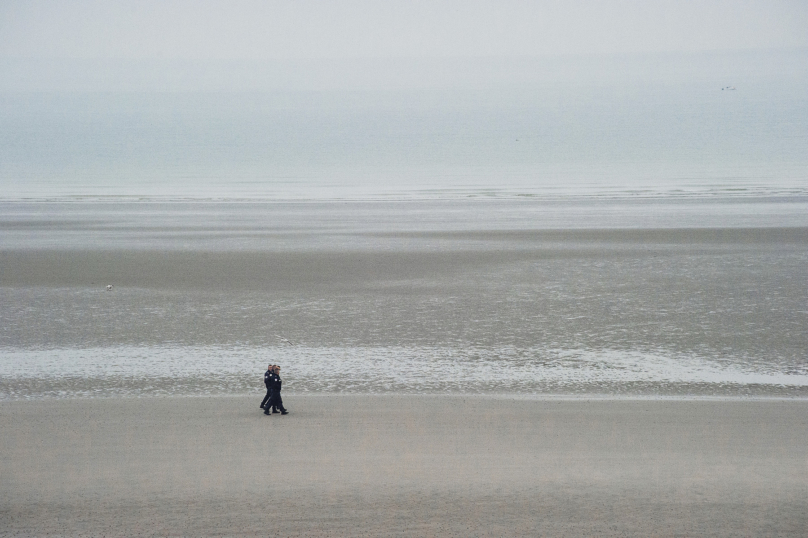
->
{"left": 2, "top": 0, "right": 807, "bottom": 60}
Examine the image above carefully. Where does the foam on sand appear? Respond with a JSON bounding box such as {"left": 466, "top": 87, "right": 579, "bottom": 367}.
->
{"left": 2, "top": 345, "right": 806, "bottom": 399}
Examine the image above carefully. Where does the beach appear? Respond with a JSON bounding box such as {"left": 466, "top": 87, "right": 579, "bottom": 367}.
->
{"left": 1, "top": 199, "right": 807, "bottom": 536}
{"left": 2, "top": 54, "right": 808, "bottom": 535}
{"left": 2, "top": 12, "right": 808, "bottom": 536}
{"left": 1, "top": 395, "right": 806, "bottom": 536}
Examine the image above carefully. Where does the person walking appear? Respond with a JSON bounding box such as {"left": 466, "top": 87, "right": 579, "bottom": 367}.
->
{"left": 260, "top": 364, "right": 275, "bottom": 411}
{"left": 267, "top": 365, "right": 288, "bottom": 415}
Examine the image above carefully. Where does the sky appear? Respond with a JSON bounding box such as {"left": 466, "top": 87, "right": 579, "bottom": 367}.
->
{"left": 1, "top": 0, "right": 807, "bottom": 60}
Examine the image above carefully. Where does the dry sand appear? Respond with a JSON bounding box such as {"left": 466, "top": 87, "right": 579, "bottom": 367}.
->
{"left": 1, "top": 395, "right": 806, "bottom": 536}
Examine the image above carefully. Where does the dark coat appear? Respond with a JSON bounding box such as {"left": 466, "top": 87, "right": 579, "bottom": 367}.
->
{"left": 269, "top": 374, "right": 283, "bottom": 405}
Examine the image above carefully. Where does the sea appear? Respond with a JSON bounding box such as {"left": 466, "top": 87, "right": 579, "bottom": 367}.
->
{"left": 1, "top": 50, "right": 807, "bottom": 399}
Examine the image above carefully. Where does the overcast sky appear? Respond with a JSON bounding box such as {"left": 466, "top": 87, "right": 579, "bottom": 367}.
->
{"left": 1, "top": 0, "right": 807, "bottom": 60}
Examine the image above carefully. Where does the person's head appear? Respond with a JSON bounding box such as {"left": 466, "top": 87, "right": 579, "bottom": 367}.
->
{"left": 268, "top": 364, "right": 272, "bottom": 371}
{"left": 275, "top": 365, "right": 281, "bottom": 374}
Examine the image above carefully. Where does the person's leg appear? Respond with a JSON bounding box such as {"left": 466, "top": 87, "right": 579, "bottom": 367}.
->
{"left": 264, "top": 391, "right": 275, "bottom": 415}
{"left": 276, "top": 394, "right": 288, "bottom": 414}
{"left": 260, "top": 388, "right": 271, "bottom": 409}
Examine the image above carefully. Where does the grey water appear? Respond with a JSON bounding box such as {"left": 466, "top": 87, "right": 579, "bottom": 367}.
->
{"left": 2, "top": 50, "right": 807, "bottom": 201}
{"left": 1, "top": 51, "right": 807, "bottom": 399}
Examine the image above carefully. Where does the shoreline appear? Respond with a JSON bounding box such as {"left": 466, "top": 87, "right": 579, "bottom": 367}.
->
{"left": 4, "top": 191, "right": 808, "bottom": 202}
{"left": 4, "top": 390, "right": 808, "bottom": 402}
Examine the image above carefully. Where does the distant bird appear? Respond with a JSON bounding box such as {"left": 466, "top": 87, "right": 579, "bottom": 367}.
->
{"left": 106, "top": 285, "right": 113, "bottom": 291}
{"left": 275, "top": 335, "right": 294, "bottom": 346}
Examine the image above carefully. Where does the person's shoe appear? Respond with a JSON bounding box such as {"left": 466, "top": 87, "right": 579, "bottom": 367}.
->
{"left": 264, "top": 410, "right": 271, "bottom": 415}
{"left": 280, "top": 410, "right": 289, "bottom": 415}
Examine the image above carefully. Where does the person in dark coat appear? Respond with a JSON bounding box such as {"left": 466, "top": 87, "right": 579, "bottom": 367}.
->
{"left": 267, "top": 365, "right": 288, "bottom": 415}
{"left": 260, "top": 364, "right": 275, "bottom": 411}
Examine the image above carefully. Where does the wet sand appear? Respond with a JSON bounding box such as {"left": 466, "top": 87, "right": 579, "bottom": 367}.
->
{"left": 2, "top": 201, "right": 807, "bottom": 400}
{"left": 3, "top": 225, "right": 807, "bottom": 367}
{"left": 1, "top": 395, "right": 806, "bottom": 536}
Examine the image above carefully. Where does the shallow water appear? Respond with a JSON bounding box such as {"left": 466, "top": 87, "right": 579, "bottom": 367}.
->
{"left": 1, "top": 345, "right": 807, "bottom": 400}
{"left": 1, "top": 199, "right": 806, "bottom": 399}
